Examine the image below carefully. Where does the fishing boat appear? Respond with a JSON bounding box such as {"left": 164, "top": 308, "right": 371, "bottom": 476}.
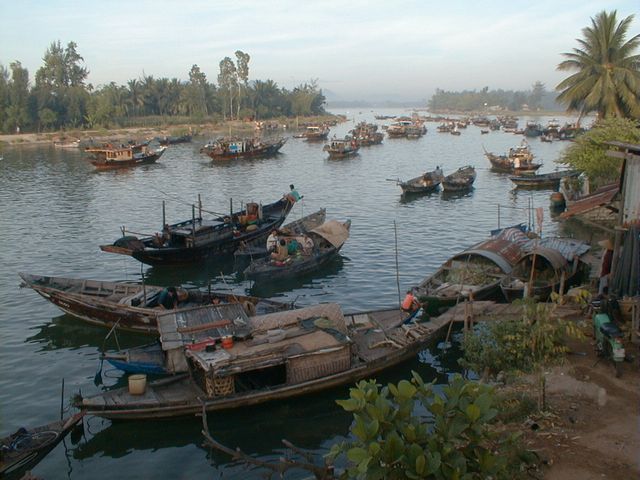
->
{"left": 499, "top": 237, "right": 590, "bottom": 302}
{"left": 301, "top": 125, "right": 330, "bottom": 141}
{"left": 201, "top": 137, "right": 286, "bottom": 160}
{"left": 158, "top": 134, "right": 192, "bottom": 145}
{"left": 234, "top": 208, "right": 327, "bottom": 260}
{"left": 99, "top": 195, "right": 295, "bottom": 266}
{"left": 77, "top": 303, "right": 441, "bottom": 419}
{"left": 1, "top": 412, "right": 84, "bottom": 479}
{"left": 386, "top": 119, "right": 415, "bottom": 138}
{"left": 441, "top": 166, "right": 476, "bottom": 192}
{"left": 323, "top": 138, "right": 359, "bottom": 158}
{"left": 523, "top": 121, "right": 543, "bottom": 138}
{"left": 86, "top": 142, "right": 166, "bottom": 170}
{"left": 509, "top": 170, "right": 580, "bottom": 189}
{"left": 53, "top": 139, "right": 81, "bottom": 149}
{"left": 484, "top": 141, "right": 542, "bottom": 174}
{"left": 415, "top": 236, "right": 524, "bottom": 313}
{"left": 350, "top": 122, "right": 384, "bottom": 146}
{"left": 244, "top": 219, "right": 351, "bottom": 281}
{"left": 19, "top": 273, "right": 292, "bottom": 334}
{"left": 397, "top": 168, "right": 444, "bottom": 194}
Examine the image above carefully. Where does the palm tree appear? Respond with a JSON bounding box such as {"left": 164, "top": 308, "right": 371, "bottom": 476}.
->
{"left": 556, "top": 10, "right": 640, "bottom": 120}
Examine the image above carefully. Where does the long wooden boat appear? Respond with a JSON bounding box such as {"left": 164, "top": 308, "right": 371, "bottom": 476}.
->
{"left": 323, "top": 138, "right": 359, "bottom": 159}
{"left": 398, "top": 168, "right": 443, "bottom": 194}
{"left": 350, "top": 122, "right": 384, "bottom": 146}
{"left": 0, "top": 412, "right": 84, "bottom": 479}
{"left": 500, "top": 247, "right": 570, "bottom": 302}
{"left": 19, "top": 273, "right": 293, "bottom": 334}
{"left": 99, "top": 196, "right": 295, "bottom": 266}
{"left": 415, "top": 237, "right": 524, "bottom": 313}
{"left": 301, "top": 126, "right": 330, "bottom": 141}
{"left": 441, "top": 166, "right": 476, "bottom": 192}
{"left": 158, "top": 134, "right": 192, "bottom": 145}
{"left": 244, "top": 220, "right": 351, "bottom": 281}
{"left": 53, "top": 139, "right": 81, "bottom": 149}
{"left": 77, "top": 304, "right": 445, "bottom": 420}
{"left": 234, "top": 208, "right": 326, "bottom": 260}
{"left": 509, "top": 170, "right": 580, "bottom": 189}
{"left": 87, "top": 144, "right": 166, "bottom": 170}
{"left": 484, "top": 141, "right": 542, "bottom": 174}
{"left": 201, "top": 137, "right": 286, "bottom": 160}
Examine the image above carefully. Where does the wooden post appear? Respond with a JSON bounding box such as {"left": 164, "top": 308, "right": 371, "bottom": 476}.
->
{"left": 162, "top": 201, "right": 166, "bottom": 228}
{"left": 198, "top": 194, "right": 202, "bottom": 221}
{"left": 230, "top": 198, "right": 233, "bottom": 216}
{"left": 394, "top": 221, "right": 401, "bottom": 311}
{"left": 192, "top": 204, "right": 196, "bottom": 243}
{"left": 497, "top": 204, "right": 500, "bottom": 230}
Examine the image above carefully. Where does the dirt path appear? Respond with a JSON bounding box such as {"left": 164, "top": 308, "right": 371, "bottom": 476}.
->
{"left": 519, "top": 340, "right": 639, "bottom": 479}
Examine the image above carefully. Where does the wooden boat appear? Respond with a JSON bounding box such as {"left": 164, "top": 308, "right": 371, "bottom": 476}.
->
{"left": 415, "top": 237, "right": 524, "bottom": 312}
{"left": 500, "top": 248, "right": 569, "bottom": 302}
{"left": 386, "top": 119, "right": 413, "bottom": 137}
{"left": 244, "top": 219, "right": 351, "bottom": 281}
{"left": 86, "top": 143, "right": 166, "bottom": 170}
{"left": 480, "top": 129, "right": 489, "bottom": 134}
{"left": 441, "top": 166, "right": 476, "bottom": 192}
{"left": 524, "top": 121, "right": 543, "bottom": 137}
{"left": 301, "top": 125, "right": 330, "bottom": 141}
{"left": 53, "top": 139, "right": 80, "bottom": 149}
{"left": 19, "top": 273, "right": 292, "bottom": 334}
{"left": 450, "top": 127, "right": 461, "bottom": 136}
{"left": 158, "top": 134, "right": 192, "bottom": 145}
{"left": 99, "top": 196, "right": 295, "bottom": 266}
{"left": 398, "top": 168, "right": 443, "bottom": 194}
{"left": 509, "top": 170, "right": 580, "bottom": 189}
{"left": 234, "top": 208, "right": 327, "bottom": 260}
{"left": 201, "top": 137, "right": 286, "bottom": 160}
{"left": 323, "top": 138, "right": 359, "bottom": 158}
{"left": 484, "top": 141, "right": 542, "bottom": 174}
{"left": 77, "top": 303, "right": 441, "bottom": 419}
{"left": 1, "top": 412, "right": 84, "bottom": 478}
{"left": 350, "top": 122, "right": 384, "bottom": 146}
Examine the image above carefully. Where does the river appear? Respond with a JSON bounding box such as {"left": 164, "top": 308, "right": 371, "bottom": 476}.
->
{"left": 0, "top": 109, "right": 588, "bottom": 478}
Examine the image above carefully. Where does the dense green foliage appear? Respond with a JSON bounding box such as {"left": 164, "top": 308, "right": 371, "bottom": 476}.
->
{"left": 556, "top": 10, "right": 640, "bottom": 120}
{"left": 0, "top": 43, "right": 326, "bottom": 133}
{"left": 328, "top": 373, "right": 533, "bottom": 479}
{"left": 559, "top": 116, "right": 640, "bottom": 187}
{"left": 460, "top": 299, "right": 583, "bottom": 376}
{"left": 427, "top": 82, "right": 559, "bottom": 112}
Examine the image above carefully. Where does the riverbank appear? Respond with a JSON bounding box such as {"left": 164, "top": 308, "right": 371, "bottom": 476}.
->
{"left": 510, "top": 337, "right": 639, "bottom": 479}
{"left": 0, "top": 115, "right": 343, "bottom": 148}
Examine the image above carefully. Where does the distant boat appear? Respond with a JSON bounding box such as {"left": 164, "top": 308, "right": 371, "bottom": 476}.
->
{"left": 509, "top": 170, "right": 580, "bottom": 189}
{"left": 53, "top": 139, "right": 81, "bottom": 149}
{"left": 86, "top": 143, "right": 166, "bottom": 169}
{"left": 158, "top": 134, "right": 192, "bottom": 145}
{"left": 201, "top": 137, "right": 286, "bottom": 160}
{"left": 397, "top": 168, "right": 443, "bottom": 194}
{"left": 323, "top": 138, "right": 359, "bottom": 158}
{"left": 441, "top": 166, "right": 476, "bottom": 192}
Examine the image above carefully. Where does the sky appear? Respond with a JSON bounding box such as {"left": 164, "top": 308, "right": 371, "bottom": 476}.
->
{"left": 1, "top": 0, "right": 638, "bottom": 102}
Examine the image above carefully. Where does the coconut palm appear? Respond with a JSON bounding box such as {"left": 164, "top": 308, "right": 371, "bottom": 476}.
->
{"left": 556, "top": 10, "right": 640, "bottom": 120}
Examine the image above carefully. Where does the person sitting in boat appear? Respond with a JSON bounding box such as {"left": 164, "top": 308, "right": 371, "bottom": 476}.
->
{"left": 271, "top": 239, "right": 289, "bottom": 261}
{"left": 286, "top": 184, "right": 302, "bottom": 203}
{"left": 266, "top": 229, "right": 279, "bottom": 252}
{"left": 287, "top": 238, "right": 300, "bottom": 255}
{"left": 158, "top": 286, "right": 178, "bottom": 310}
{"left": 435, "top": 165, "right": 443, "bottom": 178}
{"left": 301, "top": 235, "right": 314, "bottom": 254}
{"left": 401, "top": 290, "right": 421, "bottom": 313}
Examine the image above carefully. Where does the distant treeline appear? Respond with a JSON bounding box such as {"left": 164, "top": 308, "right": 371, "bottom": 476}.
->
{"left": 428, "top": 83, "right": 562, "bottom": 112}
{"left": 0, "top": 42, "right": 326, "bottom": 134}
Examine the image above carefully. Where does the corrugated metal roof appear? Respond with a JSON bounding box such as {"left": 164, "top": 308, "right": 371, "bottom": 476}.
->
{"left": 158, "top": 304, "right": 250, "bottom": 351}
{"left": 560, "top": 183, "right": 618, "bottom": 219}
{"left": 457, "top": 238, "right": 524, "bottom": 272}
{"left": 517, "top": 247, "right": 568, "bottom": 271}
{"left": 525, "top": 237, "right": 591, "bottom": 260}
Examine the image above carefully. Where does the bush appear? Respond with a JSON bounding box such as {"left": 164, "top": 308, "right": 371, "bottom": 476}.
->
{"left": 460, "top": 299, "right": 583, "bottom": 377}
{"left": 328, "top": 373, "right": 534, "bottom": 479}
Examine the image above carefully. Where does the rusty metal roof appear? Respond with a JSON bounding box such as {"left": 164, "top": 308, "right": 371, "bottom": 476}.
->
{"left": 457, "top": 238, "right": 524, "bottom": 273}
{"left": 560, "top": 183, "right": 618, "bottom": 219}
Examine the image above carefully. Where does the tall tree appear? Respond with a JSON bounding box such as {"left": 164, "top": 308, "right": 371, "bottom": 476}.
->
{"left": 185, "top": 64, "right": 208, "bottom": 117}
{"left": 218, "top": 57, "right": 237, "bottom": 120}
{"left": 529, "top": 81, "right": 546, "bottom": 109}
{"left": 6, "top": 61, "right": 30, "bottom": 132}
{"left": 556, "top": 10, "right": 640, "bottom": 120}
{"left": 235, "top": 50, "right": 250, "bottom": 118}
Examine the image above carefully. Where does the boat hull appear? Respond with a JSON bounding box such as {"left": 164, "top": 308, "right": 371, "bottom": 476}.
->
{"left": 91, "top": 149, "right": 165, "bottom": 170}
{"left": 205, "top": 140, "right": 285, "bottom": 160}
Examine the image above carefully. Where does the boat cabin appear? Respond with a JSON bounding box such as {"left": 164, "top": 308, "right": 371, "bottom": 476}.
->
{"left": 183, "top": 304, "right": 352, "bottom": 398}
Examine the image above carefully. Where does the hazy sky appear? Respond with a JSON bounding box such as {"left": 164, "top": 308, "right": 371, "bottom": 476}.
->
{"left": 1, "top": 1, "right": 638, "bottom": 101}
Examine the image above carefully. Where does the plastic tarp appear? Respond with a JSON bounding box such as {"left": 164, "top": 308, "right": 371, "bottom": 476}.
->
{"left": 310, "top": 220, "right": 351, "bottom": 249}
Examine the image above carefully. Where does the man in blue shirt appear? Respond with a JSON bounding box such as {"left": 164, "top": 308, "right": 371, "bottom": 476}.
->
{"left": 287, "top": 184, "right": 301, "bottom": 203}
